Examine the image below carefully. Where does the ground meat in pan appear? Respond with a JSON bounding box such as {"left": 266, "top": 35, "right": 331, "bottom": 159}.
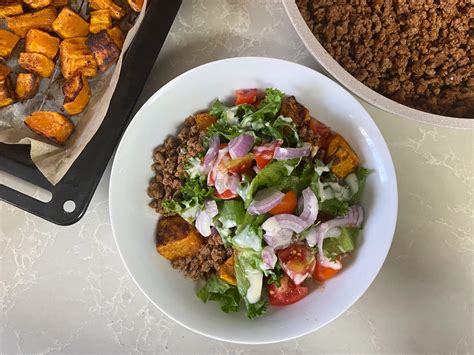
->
{"left": 297, "top": 0, "right": 473, "bottom": 118}
{"left": 170, "top": 234, "right": 233, "bottom": 280}
{"left": 147, "top": 116, "right": 205, "bottom": 215}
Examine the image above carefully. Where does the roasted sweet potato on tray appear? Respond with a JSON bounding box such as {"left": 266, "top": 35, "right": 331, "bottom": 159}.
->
{"left": 0, "top": 62, "right": 11, "bottom": 79}
{"left": 63, "top": 75, "right": 90, "bottom": 115}
{"left": 51, "top": 0, "right": 67, "bottom": 7}
{"left": 156, "top": 215, "right": 204, "bottom": 261}
{"left": 0, "top": 75, "right": 15, "bottom": 107}
{"left": 218, "top": 255, "right": 237, "bottom": 286}
{"left": 127, "top": 0, "right": 143, "bottom": 12}
{"left": 25, "top": 28, "right": 60, "bottom": 59}
{"left": 23, "top": 0, "right": 52, "bottom": 10}
{"left": 195, "top": 112, "right": 216, "bottom": 131}
{"left": 89, "top": 0, "right": 124, "bottom": 20}
{"left": 59, "top": 37, "right": 97, "bottom": 79}
{"left": 0, "top": 29, "right": 20, "bottom": 58}
{"left": 7, "top": 6, "right": 57, "bottom": 37}
{"left": 18, "top": 51, "right": 55, "bottom": 77}
{"left": 106, "top": 25, "right": 124, "bottom": 49}
{"left": 15, "top": 72, "right": 39, "bottom": 99}
{"left": 24, "top": 111, "right": 74, "bottom": 145}
{"left": 0, "top": 0, "right": 23, "bottom": 18}
{"left": 89, "top": 9, "right": 111, "bottom": 34}
{"left": 52, "top": 7, "right": 89, "bottom": 38}
{"left": 326, "top": 134, "right": 359, "bottom": 178}
{"left": 86, "top": 31, "right": 120, "bottom": 72}
{"left": 279, "top": 96, "right": 310, "bottom": 126}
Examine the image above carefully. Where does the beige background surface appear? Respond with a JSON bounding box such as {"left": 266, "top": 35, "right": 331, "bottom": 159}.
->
{"left": 1, "top": 1, "right": 473, "bottom": 353}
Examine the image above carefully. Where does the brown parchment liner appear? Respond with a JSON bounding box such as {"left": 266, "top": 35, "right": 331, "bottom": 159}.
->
{"left": 0, "top": 0, "right": 147, "bottom": 185}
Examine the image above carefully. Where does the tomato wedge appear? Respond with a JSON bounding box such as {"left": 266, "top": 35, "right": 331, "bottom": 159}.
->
{"left": 312, "top": 257, "right": 341, "bottom": 282}
{"left": 226, "top": 153, "right": 254, "bottom": 174}
{"left": 214, "top": 190, "right": 238, "bottom": 199}
{"left": 270, "top": 190, "right": 297, "bottom": 215}
{"left": 268, "top": 275, "right": 309, "bottom": 306}
{"left": 253, "top": 140, "right": 283, "bottom": 169}
{"left": 235, "top": 89, "right": 258, "bottom": 105}
{"left": 309, "top": 118, "right": 332, "bottom": 150}
{"left": 278, "top": 243, "right": 316, "bottom": 285}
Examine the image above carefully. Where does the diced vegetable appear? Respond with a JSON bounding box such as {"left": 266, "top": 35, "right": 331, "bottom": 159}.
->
{"left": 89, "top": 0, "right": 124, "bottom": 20}
{"left": 0, "top": 63, "right": 10, "bottom": 79}
{"left": 309, "top": 118, "right": 332, "bottom": 150}
{"left": 86, "top": 31, "right": 120, "bottom": 72}
{"left": 25, "top": 29, "right": 60, "bottom": 59}
{"left": 312, "top": 257, "right": 340, "bottom": 282}
{"left": 89, "top": 9, "right": 112, "bottom": 34}
{"left": 218, "top": 255, "right": 237, "bottom": 286}
{"left": 195, "top": 112, "right": 217, "bottom": 131}
{"left": 268, "top": 275, "right": 308, "bottom": 306}
{"left": 106, "top": 25, "right": 124, "bottom": 49}
{"left": 0, "top": 29, "right": 20, "bottom": 58}
{"left": 15, "top": 73, "right": 40, "bottom": 100}
{"left": 278, "top": 95, "right": 310, "bottom": 126}
{"left": 326, "top": 133, "right": 360, "bottom": 178}
{"left": 59, "top": 37, "right": 97, "bottom": 79}
{"left": 0, "top": 76, "right": 15, "bottom": 108}
{"left": 7, "top": 7, "right": 57, "bottom": 37}
{"left": 18, "top": 52, "right": 55, "bottom": 78}
{"left": 63, "top": 75, "right": 90, "bottom": 115}
{"left": 0, "top": 0, "right": 23, "bottom": 18}
{"left": 269, "top": 190, "right": 297, "bottom": 215}
{"left": 24, "top": 111, "right": 74, "bottom": 145}
{"left": 23, "top": 0, "right": 52, "bottom": 10}
{"left": 156, "top": 215, "right": 204, "bottom": 260}
{"left": 127, "top": 0, "right": 143, "bottom": 12}
{"left": 52, "top": 7, "right": 89, "bottom": 38}
{"left": 234, "top": 89, "right": 258, "bottom": 105}
{"left": 278, "top": 243, "right": 316, "bottom": 285}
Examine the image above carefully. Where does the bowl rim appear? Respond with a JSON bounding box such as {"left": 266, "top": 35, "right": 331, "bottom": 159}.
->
{"left": 109, "top": 56, "right": 399, "bottom": 344}
{"left": 282, "top": 0, "right": 473, "bottom": 129}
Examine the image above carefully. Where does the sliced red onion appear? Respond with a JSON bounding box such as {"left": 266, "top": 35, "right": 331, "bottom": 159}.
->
{"left": 215, "top": 171, "right": 240, "bottom": 194}
{"left": 247, "top": 188, "right": 285, "bottom": 215}
{"left": 263, "top": 229, "right": 293, "bottom": 250}
{"left": 298, "top": 187, "right": 319, "bottom": 226}
{"left": 204, "top": 200, "right": 218, "bottom": 218}
{"left": 207, "top": 146, "right": 229, "bottom": 186}
{"left": 229, "top": 134, "right": 255, "bottom": 159}
{"left": 252, "top": 139, "right": 283, "bottom": 155}
{"left": 195, "top": 209, "right": 212, "bottom": 237}
{"left": 203, "top": 136, "right": 220, "bottom": 168}
{"left": 226, "top": 173, "right": 240, "bottom": 194}
{"left": 305, "top": 205, "right": 364, "bottom": 269}
{"left": 273, "top": 143, "right": 311, "bottom": 160}
{"left": 262, "top": 214, "right": 307, "bottom": 235}
{"left": 261, "top": 246, "right": 277, "bottom": 270}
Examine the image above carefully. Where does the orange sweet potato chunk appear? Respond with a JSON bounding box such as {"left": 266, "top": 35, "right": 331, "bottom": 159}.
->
{"left": 25, "top": 28, "right": 60, "bottom": 59}
{"left": 18, "top": 52, "right": 55, "bottom": 77}
{"left": 0, "top": 29, "right": 20, "bottom": 58}
{"left": 52, "top": 7, "right": 89, "bottom": 38}
{"left": 63, "top": 75, "right": 90, "bottom": 115}
{"left": 15, "top": 72, "right": 40, "bottom": 99}
{"left": 24, "top": 111, "right": 74, "bottom": 145}
{"left": 218, "top": 256, "right": 237, "bottom": 286}
{"left": 326, "top": 134, "right": 360, "bottom": 178}
{"left": 7, "top": 6, "right": 57, "bottom": 37}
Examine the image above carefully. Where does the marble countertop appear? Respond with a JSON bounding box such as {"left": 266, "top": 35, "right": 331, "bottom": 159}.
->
{"left": 1, "top": 1, "right": 473, "bottom": 353}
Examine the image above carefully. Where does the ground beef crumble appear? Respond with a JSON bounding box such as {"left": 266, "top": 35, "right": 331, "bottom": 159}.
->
{"left": 147, "top": 116, "right": 205, "bottom": 215}
{"left": 297, "top": 0, "right": 473, "bottom": 118}
{"left": 171, "top": 234, "right": 233, "bottom": 280}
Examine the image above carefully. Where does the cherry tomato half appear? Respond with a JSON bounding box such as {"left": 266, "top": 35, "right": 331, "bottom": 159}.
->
{"left": 270, "top": 190, "right": 297, "bottom": 215}
{"left": 253, "top": 140, "right": 283, "bottom": 169}
{"left": 278, "top": 243, "right": 316, "bottom": 285}
{"left": 268, "top": 275, "right": 309, "bottom": 306}
{"left": 312, "top": 257, "right": 341, "bottom": 282}
{"left": 226, "top": 153, "right": 254, "bottom": 174}
{"left": 214, "top": 189, "right": 238, "bottom": 199}
{"left": 235, "top": 89, "right": 258, "bottom": 105}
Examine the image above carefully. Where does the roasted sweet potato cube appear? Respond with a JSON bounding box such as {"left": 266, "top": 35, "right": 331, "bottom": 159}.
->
{"left": 0, "top": 76, "right": 15, "bottom": 107}
{"left": 52, "top": 7, "right": 89, "bottom": 38}
{"left": 195, "top": 112, "right": 217, "bottom": 131}
{"left": 51, "top": 0, "right": 67, "bottom": 6}
{"left": 15, "top": 73, "right": 40, "bottom": 99}
{"left": 156, "top": 215, "right": 204, "bottom": 261}
{"left": 25, "top": 29, "right": 60, "bottom": 59}
{"left": 89, "top": 0, "right": 124, "bottom": 20}
{"left": 326, "top": 134, "right": 360, "bottom": 178}
{"left": 86, "top": 31, "right": 120, "bottom": 72}
{"left": 89, "top": 9, "right": 111, "bottom": 34}
{"left": 127, "top": 0, "right": 143, "bottom": 12}
{"left": 63, "top": 75, "right": 90, "bottom": 115}
{"left": 7, "top": 6, "right": 57, "bottom": 37}
{"left": 218, "top": 256, "right": 237, "bottom": 286}
{"left": 0, "top": 62, "right": 11, "bottom": 79}
{"left": 106, "top": 25, "right": 124, "bottom": 49}
{"left": 60, "top": 37, "right": 97, "bottom": 79}
{"left": 23, "top": 0, "right": 52, "bottom": 10}
{"left": 0, "top": 29, "right": 20, "bottom": 58}
{"left": 279, "top": 96, "right": 310, "bottom": 126}
{"left": 24, "top": 111, "right": 74, "bottom": 145}
{"left": 0, "top": 0, "right": 23, "bottom": 18}
{"left": 19, "top": 52, "right": 55, "bottom": 77}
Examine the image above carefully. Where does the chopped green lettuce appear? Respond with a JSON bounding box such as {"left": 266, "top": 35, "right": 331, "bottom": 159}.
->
{"left": 349, "top": 167, "right": 370, "bottom": 204}
{"left": 323, "top": 227, "right": 360, "bottom": 259}
{"left": 218, "top": 200, "right": 245, "bottom": 228}
{"left": 197, "top": 275, "right": 241, "bottom": 313}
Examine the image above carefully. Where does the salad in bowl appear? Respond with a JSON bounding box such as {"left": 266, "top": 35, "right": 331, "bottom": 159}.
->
{"left": 148, "top": 88, "right": 369, "bottom": 319}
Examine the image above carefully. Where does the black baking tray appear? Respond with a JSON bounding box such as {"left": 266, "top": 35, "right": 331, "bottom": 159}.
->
{"left": 0, "top": 0, "right": 182, "bottom": 225}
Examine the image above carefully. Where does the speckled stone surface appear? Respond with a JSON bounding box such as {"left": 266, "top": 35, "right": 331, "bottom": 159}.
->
{"left": 1, "top": 1, "right": 473, "bottom": 353}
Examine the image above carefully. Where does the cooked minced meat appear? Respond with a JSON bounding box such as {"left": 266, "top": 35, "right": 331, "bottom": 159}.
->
{"left": 171, "top": 234, "right": 233, "bottom": 280}
{"left": 297, "top": 0, "right": 473, "bottom": 118}
{"left": 148, "top": 116, "right": 205, "bottom": 215}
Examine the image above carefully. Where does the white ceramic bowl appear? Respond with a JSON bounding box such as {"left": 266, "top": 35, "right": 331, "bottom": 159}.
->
{"left": 109, "top": 57, "right": 398, "bottom": 344}
{"left": 282, "top": 0, "right": 473, "bottom": 129}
